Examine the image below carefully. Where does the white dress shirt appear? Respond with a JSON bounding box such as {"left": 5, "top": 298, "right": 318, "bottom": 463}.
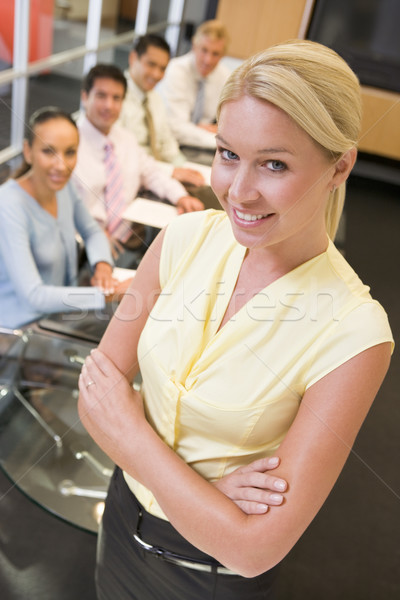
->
{"left": 157, "top": 51, "right": 231, "bottom": 149}
{"left": 72, "top": 115, "right": 187, "bottom": 228}
{"left": 119, "top": 72, "right": 186, "bottom": 174}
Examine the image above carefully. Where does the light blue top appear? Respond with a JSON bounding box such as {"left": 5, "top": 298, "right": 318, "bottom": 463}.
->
{"left": 0, "top": 179, "right": 113, "bottom": 328}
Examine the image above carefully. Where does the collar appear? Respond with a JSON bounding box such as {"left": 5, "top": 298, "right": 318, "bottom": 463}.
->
{"left": 124, "top": 69, "right": 147, "bottom": 101}
{"left": 77, "top": 113, "right": 121, "bottom": 151}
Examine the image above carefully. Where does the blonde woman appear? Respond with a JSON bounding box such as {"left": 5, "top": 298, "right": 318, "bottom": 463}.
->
{"left": 79, "top": 41, "right": 393, "bottom": 599}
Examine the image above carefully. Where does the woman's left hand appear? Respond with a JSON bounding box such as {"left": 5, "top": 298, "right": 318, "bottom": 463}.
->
{"left": 78, "top": 349, "right": 144, "bottom": 464}
{"left": 91, "top": 261, "right": 117, "bottom": 294}
{"left": 213, "top": 457, "right": 288, "bottom": 515}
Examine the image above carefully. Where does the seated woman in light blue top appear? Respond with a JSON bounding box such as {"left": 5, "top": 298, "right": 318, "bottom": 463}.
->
{"left": 0, "top": 107, "right": 126, "bottom": 329}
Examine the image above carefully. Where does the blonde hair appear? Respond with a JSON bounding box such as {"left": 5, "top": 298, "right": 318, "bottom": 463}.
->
{"left": 217, "top": 40, "right": 362, "bottom": 239}
{"left": 193, "top": 19, "right": 230, "bottom": 51}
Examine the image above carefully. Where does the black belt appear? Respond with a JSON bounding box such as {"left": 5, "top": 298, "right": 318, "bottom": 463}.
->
{"left": 133, "top": 509, "right": 237, "bottom": 576}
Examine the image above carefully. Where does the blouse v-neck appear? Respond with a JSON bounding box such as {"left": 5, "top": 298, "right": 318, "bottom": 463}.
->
{"left": 210, "top": 241, "right": 330, "bottom": 341}
{"left": 155, "top": 209, "right": 332, "bottom": 368}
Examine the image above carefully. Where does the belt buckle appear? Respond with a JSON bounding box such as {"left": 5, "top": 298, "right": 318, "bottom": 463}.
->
{"left": 133, "top": 531, "right": 236, "bottom": 575}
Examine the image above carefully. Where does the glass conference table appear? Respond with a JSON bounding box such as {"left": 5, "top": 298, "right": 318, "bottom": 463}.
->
{"left": 0, "top": 155, "right": 217, "bottom": 533}
{"left": 0, "top": 311, "right": 119, "bottom": 534}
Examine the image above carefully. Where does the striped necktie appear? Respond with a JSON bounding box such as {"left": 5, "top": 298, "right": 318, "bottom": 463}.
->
{"left": 104, "top": 142, "right": 131, "bottom": 242}
{"left": 142, "top": 94, "right": 160, "bottom": 160}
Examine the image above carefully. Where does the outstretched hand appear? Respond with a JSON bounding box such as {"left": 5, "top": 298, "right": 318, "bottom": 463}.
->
{"left": 176, "top": 195, "right": 204, "bottom": 214}
{"left": 213, "top": 457, "right": 287, "bottom": 514}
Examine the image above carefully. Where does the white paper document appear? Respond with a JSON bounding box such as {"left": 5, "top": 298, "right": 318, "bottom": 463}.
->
{"left": 122, "top": 198, "right": 178, "bottom": 229}
{"left": 113, "top": 267, "right": 136, "bottom": 282}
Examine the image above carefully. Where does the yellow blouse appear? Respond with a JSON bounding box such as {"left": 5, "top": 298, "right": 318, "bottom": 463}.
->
{"left": 124, "top": 210, "right": 393, "bottom": 519}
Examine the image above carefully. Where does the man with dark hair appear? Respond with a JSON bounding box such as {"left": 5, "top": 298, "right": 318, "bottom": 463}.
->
{"left": 72, "top": 63, "right": 203, "bottom": 267}
{"left": 134, "top": 33, "right": 170, "bottom": 58}
{"left": 119, "top": 34, "right": 204, "bottom": 187}
{"left": 82, "top": 63, "right": 128, "bottom": 96}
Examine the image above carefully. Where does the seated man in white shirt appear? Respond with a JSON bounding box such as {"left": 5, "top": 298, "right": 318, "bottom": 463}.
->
{"left": 119, "top": 34, "right": 204, "bottom": 188}
{"left": 158, "top": 20, "right": 231, "bottom": 150}
{"left": 72, "top": 64, "right": 203, "bottom": 267}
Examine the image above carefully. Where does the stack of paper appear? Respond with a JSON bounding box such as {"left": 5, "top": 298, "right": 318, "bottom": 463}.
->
{"left": 122, "top": 198, "right": 178, "bottom": 229}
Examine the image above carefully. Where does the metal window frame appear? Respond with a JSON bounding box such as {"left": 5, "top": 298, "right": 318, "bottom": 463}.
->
{"left": 0, "top": 0, "right": 184, "bottom": 167}
{"left": 166, "top": 0, "right": 186, "bottom": 55}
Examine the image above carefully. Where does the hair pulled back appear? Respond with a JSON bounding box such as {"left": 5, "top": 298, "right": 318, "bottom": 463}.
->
{"left": 13, "top": 106, "right": 78, "bottom": 179}
{"left": 217, "top": 40, "right": 362, "bottom": 239}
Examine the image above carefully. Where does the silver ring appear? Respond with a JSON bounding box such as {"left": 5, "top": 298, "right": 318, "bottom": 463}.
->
{"left": 86, "top": 381, "right": 96, "bottom": 389}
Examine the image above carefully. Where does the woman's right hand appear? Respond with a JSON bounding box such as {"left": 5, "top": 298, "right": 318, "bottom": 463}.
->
{"left": 104, "top": 277, "right": 135, "bottom": 303}
{"left": 213, "top": 457, "right": 287, "bottom": 514}
{"left": 91, "top": 261, "right": 117, "bottom": 294}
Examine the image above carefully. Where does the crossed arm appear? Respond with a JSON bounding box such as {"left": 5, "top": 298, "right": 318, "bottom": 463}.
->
{"left": 78, "top": 231, "right": 391, "bottom": 577}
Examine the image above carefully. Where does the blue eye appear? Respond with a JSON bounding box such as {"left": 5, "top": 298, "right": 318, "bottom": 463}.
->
{"left": 267, "top": 160, "right": 286, "bottom": 171}
{"left": 219, "top": 148, "right": 238, "bottom": 161}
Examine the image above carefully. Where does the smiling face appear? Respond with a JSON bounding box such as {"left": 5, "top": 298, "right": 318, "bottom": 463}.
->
{"left": 81, "top": 77, "right": 126, "bottom": 135}
{"left": 129, "top": 45, "right": 169, "bottom": 92}
{"left": 193, "top": 35, "right": 225, "bottom": 78}
{"left": 24, "top": 118, "right": 79, "bottom": 192}
{"left": 211, "top": 95, "right": 346, "bottom": 259}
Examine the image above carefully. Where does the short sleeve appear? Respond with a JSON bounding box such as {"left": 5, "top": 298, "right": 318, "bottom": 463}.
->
{"left": 305, "top": 300, "right": 394, "bottom": 389}
{"left": 159, "top": 210, "right": 224, "bottom": 288}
